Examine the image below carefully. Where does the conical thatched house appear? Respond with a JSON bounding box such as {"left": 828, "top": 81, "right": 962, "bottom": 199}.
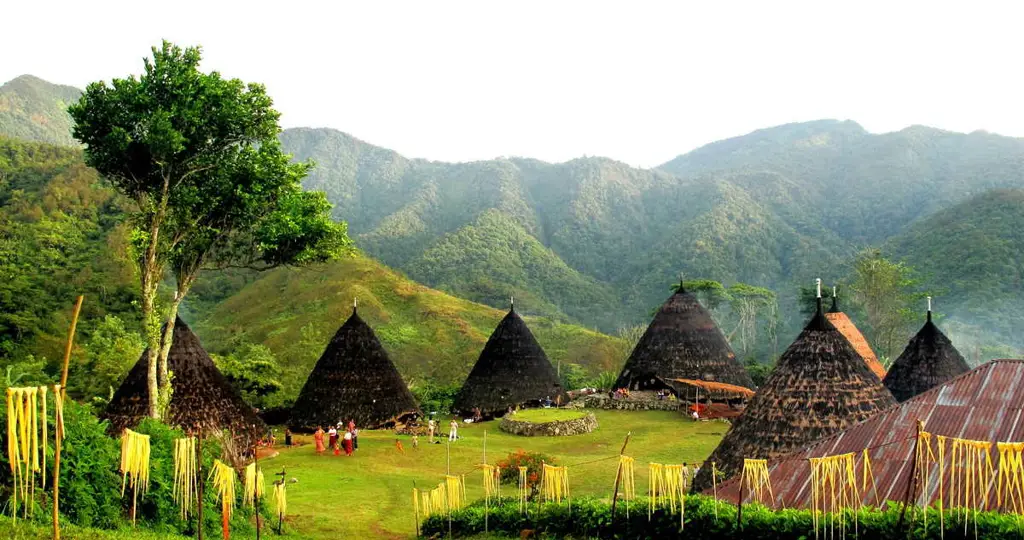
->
{"left": 288, "top": 306, "right": 419, "bottom": 431}
{"left": 691, "top": 287, "right": 897, "bottom": 492}
{"left": 614, "top": 284, "right": 753, "bottom": 391}
{"left": 104, "top": 317, "right": 265, "bottom": 453}
{"left": 825, "top": 293, "right": 887, "bottom": 380}
{"left": 883, "top": 299, "right": 970, "bottom": 402}
{"left": 452, "top": 304, "right": 565, "bottom": 417}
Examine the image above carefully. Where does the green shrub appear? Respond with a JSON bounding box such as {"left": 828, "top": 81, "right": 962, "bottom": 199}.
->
{"left": 423, "top": 495, "right": 1024, "bottom": 539}
{"left": 0, "top": 397, "right": 265, "bottom": 537}
{"left": 495, "top": 450, "right": 555, "bottom": 496}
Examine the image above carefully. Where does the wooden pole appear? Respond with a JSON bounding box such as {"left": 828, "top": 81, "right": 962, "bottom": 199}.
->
{"left": 897, "top": 420, "right": 925, "bottom": 530}
{"left": 736, "top": 466, "right": 745, "bottom": 529}
{"left": 483, "top": 430, "right": 488, "bottom": 534}
{"left": 52, "top": 385, "right": 63, "bottom": 540}
{"left": 59, "top": 296, "right": 84, "bottom": 398}
{"left": 253, "top": 425, "right": 261, "bottom": 540}
{"left": 609, "top": 431, "right": 633, "bottom": 518}
{"left": 197, "top": 431, "right": 205, "bottom": 540}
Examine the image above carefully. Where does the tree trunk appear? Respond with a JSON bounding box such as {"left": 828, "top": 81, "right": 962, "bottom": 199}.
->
{"left": 141, "top": 262, "right": 162, "bottom": 419}
{"left": 157, "top": 276, "right": 194, "bottom": 413}
{"left": 141, "top": 186, "right": 169, "bottom": 418}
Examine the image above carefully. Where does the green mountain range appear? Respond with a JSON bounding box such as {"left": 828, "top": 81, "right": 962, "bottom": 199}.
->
{"left": 3, "top": 75, "right": 1024, "bottom": 366}
{"left": 0, "top": 134, "right": 624, "bottom": 402}
{"left": 0, "top": 75, "right": 81, "bottom": 147}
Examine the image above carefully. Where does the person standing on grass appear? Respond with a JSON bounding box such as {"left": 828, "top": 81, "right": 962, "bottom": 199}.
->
{"left": 343, "top": 428, "right": 354, "bottom": 456}
{"left": 314, "top": 426, "right": 325, "bottom": 455}
{"left": 328, "top": 425, "right": 339, "bottom": 456}
{"left": 349, "top": 419, "right": 358, "bottom": 451}
{"left": 428, "top": 418, "right": 436, "bottom": 443}
{"left": 284, "top": 427, "right": 293, "bottom": 447}
{"left": 449, "top": 418, "right": 458, "bottom": 441}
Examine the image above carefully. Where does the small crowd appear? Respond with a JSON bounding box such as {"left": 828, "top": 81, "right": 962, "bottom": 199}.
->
{"left": 313, "top": 420, "right": 360, "bottom": 456}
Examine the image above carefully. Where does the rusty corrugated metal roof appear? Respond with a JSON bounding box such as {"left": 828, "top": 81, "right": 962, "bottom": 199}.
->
{"left": 710, "top": 359, "right": 1024, "bottom": 508}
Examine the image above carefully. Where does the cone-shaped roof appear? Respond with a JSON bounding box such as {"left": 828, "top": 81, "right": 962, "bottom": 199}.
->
{"left": 691, "top": 298, "right": 896, "bottom": 492}
{"left": 883, "top": 309, "right": 970, "bottom": 402}
{"left": 614, "top": 286, "right": 753, "bottom": 390}
{"left": 103, "top": 318, "right": 265, "bottom": 452}
{"left": 288, "top": 308, "right": 419, "bottom": 431}
{"left": 452, "top": 307, "right": 565, "bottom": 416}
{"left": 824, "top": 296, "right": 887, "bottom": 379}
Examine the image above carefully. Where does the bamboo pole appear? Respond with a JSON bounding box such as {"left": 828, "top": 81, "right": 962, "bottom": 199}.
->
{"left": 483, "top": 430, "right": 488, "bottom": 534}
{"left": 59, "top": 296, "right": 84, "bottom": 399}
{"left": 197, "top": 431, "right": 205, "bottom": 540}
{"left": 897, "top": 420, "right": 925, "bottom": 530}
{"left": 52, "top": 385, "right": 63, "bottom": 540}
{"left": 253, "top": 425, "right": 261, "bottom": 540}
{"left": 609, "top": 431, "right": 633, "bottom": 518}
{"left": 736, "top": 465, "right": 745, "bottom": 529}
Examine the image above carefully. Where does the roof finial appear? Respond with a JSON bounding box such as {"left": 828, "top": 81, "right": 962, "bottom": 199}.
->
{"left": 510, "top": 295, "right": 514, "bottom": 311}
{"left": 815, "top": 278, "right": 823, "bottom": 315}
{"left": 927, "top": 296, "right": 932, "bottom": 322}
{"left": 832, "top": 286, "right": 836, "bottom": 298}
{"left": 353, "top": 297, "right": 358, "bottom": 312}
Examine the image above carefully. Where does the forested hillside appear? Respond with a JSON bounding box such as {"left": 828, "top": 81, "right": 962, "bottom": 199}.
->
{"left": 885, "top": 189, "right": 1024, "bottom": 360}
{"left": 0, "top": 75, "right": 81, "bottom": 146}
{"left": 279, "top": 122, "right": 1024, "bottom": 358}
{"left": 0, "top": 135, "right": 623, "bottom": 404}
{"left": 4, "top": 75, "right": 1024, "bottom": 364}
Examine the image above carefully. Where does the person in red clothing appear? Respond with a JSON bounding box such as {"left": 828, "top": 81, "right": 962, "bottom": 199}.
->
{"left": 314, "top": 427, "right": 325, "bottom": 455}
{"left": 343, "top": 429, "right": 354, "bottom": 456}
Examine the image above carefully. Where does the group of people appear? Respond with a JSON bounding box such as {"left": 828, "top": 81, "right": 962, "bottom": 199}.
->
{"left": 425, "top": 417, "right": 461, "bottom": 442}
{"left": 313, "top": 420, "right": 359, "bottom": 456}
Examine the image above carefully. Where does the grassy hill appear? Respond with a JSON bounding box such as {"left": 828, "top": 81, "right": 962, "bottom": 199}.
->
{"left": 196, "top": 252, "right": 626, "bottom": 402}
{"left": 0, "top": 75, "right": 81, "bottom": 146}
{"left": 0, "top": 134, "right": 624, "bottom": 405}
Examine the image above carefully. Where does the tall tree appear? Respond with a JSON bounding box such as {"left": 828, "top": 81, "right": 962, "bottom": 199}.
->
{"left": 69, "top": 42, "right": 350, "bottom": 417}
{"left": 726, "top": 283, "right": 777, "bottom": 357}
{"left": 849, "top": 249, "right": 920, "bottom": 359}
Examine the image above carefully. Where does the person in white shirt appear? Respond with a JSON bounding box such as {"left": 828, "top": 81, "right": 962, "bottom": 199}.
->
{"left": 449, "top": 419, "right": 458, "bottom": 441}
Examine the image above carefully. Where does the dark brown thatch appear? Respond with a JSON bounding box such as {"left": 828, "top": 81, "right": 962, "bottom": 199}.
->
{"left": 288, "top": 308, "right": 419, "bottom": 431}
{"left": 103, "top": 317, "right": 265, "bottom": 453}
{"left": 826, "top": 295, "right": 887, "bottom": 379}
{"left": 691, "top": 298, "right": 896, "bottom": 492}
{"left": 452, "top": 307, "right": 565, "bottom": 416}
{"left": 883, "top": 309, "right": 970, "bottom": 402}
{"left": 614, "top": 286, "right": 753, "bottom": 391}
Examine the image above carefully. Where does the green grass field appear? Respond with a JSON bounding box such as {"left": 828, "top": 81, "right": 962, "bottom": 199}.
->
{"left": 0, "top": 410, "right": 724, "bottom": 539}
{"left": 507, "top": 408, "right": 587, "bottom": 423}
{"left": 272, "top": 409, "right": 725, "bottom": 538}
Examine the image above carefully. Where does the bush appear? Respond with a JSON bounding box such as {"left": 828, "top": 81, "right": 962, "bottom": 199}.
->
{"left": 423, "top": 495, "right": 1024, "bottom": 539}
{"left": 495, "top": 450, "right": 555, "bottom": 497}
{"left": 0, "top": 397, "right": 265, "bottom": 537}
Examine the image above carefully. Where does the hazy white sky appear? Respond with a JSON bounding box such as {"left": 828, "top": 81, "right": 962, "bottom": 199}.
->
{"left": 4, "top": 1, "right": 1024, "bottom": 167}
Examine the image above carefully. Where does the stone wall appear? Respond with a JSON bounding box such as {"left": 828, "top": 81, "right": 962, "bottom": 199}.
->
{"left": 499, "top": 412, "right": 598, "bottom": 437}
{"left": 572, "top": 394, "right": 683, "bottom": 412}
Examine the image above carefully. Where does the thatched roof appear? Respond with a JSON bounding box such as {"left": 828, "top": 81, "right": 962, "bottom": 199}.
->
{"left": 883, "top": 309, "right": 970, "bottom": 402}
{"left": 614, "top": 286, "right": 753, "bottom": 391}
{"left": 691, "top": 298, "right": 897, "bottom": 492}
{"left": 104, "top": 317, "right": 265, "bottom": 452}
{"left": 667, "top": 378, "right": 755, "bottom": 400}
{"left": 452, "top": 306, "right": 565, "bottom": 416}
{"left": 288, "top": 307, "right": 419, "bottom": 431}
{"left": 825, "top": 296, "right": 887, "bottom": 380}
